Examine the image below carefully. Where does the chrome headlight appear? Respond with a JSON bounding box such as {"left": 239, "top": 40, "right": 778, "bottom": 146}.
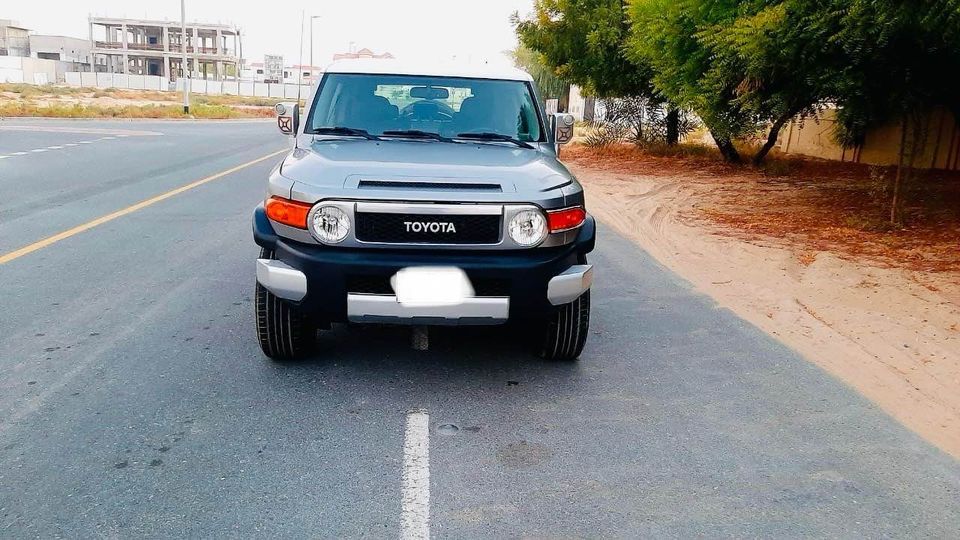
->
{"left": 508, "top": 209, "right": 547, "bottom": 247}
{"left": 311, "top": 205, "right": 350, "bottom": 243}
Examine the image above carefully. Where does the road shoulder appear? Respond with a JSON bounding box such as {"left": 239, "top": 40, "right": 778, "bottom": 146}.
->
{"left": 570, "top": 158, "right": 960, "bottom": 459}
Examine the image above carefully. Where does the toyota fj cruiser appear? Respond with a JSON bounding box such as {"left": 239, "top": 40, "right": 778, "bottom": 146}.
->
{"left": 253, "top": 59, "right": 595, "bottom": 361}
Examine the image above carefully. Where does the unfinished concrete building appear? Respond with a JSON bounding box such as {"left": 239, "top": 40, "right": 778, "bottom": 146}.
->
{"left": 0, "top": 19, "right": 31, "bottom": 57}
{"left": 88, "top": 17, "right": 241, "bottom": 80}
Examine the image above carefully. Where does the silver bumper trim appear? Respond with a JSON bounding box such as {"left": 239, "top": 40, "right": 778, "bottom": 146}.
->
{"left": 347, "top": 294, "right": 509, "bottom": 325}
{"left": 547, "top": 264, "right": 594, "bottom": 305}
{"left": 256, "top": 259, "right": 307, "bottom": 301}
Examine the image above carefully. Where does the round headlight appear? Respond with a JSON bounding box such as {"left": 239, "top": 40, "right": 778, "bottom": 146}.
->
{"left": 275, "top": 103, "right": 287, "bottom": 115}
{"left": 311, "top": 205, "right": 350, "bottom": 243}
{"left": 508, "top": 209, "right": 547, "bottom": 247}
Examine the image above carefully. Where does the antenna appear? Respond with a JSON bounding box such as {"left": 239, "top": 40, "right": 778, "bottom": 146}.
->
{"left": 297, "top": 10, "right": 305, "bottom": 106}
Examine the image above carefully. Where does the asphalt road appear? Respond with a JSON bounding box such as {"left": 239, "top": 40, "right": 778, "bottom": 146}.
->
{"left": 1, "top": 119, "right": 958, "bottom": 538}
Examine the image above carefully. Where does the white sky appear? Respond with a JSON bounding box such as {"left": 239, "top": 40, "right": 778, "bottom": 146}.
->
{"left": 5, "top": 0, "right": 535, "bottom": 68}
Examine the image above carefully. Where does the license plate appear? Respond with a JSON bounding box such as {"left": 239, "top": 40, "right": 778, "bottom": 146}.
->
{"left": 392, "top": 267, "right": 474, "bottom": 306}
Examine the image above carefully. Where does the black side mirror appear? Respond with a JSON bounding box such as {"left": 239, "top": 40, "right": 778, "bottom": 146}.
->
{"left": 553, "top": 113, "right": 575, "bottom": 145}
{"left": 275, "top": 102, "right": 299, "bottom": 136}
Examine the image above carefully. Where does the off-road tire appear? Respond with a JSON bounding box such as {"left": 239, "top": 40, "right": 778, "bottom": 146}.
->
{"left": 540, "top": 289, "right": 591, "bottom": 361}
{"left": 255, "top": 249, "right": 313, "bottom": 360}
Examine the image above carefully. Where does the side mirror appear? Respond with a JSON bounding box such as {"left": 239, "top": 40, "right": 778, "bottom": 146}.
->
{"left": 553, "top": 113, "right": 575, "bottom": 145}
{"left": 275, "top": 102, "right": 299, "bottom": 136}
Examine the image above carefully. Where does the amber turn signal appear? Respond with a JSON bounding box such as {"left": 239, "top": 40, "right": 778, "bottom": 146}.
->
{"left": 265, "top": 196, "right": 312, "bottom": 229}
{"left": 546, "top": 206, "right": 587, "bottom": 232}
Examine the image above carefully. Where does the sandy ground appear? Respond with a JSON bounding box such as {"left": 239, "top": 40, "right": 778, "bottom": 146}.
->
{"left": 570, "top": 161, "right": 960, "bottom": 459}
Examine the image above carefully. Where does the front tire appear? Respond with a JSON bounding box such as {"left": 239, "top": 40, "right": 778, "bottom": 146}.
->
{"left": 540, "top": 290, "right": 591, "bottom": 361}
{"left": 255, "top": 249, "right": 314, "bottom": 360}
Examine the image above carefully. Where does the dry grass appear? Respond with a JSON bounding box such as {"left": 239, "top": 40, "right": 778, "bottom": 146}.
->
{"left": 0, "top": 83, "right": 280, "bottom": 118}
{"left": 0, "top": 101, "right": 273, "bottom": 119}
{"left": 564, "top": 143, "right": 960, "bottom": 273}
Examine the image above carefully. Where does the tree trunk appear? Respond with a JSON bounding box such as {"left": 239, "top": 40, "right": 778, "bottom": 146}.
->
{"left": 752, "top": 113, "right": 793, "bottom": 165}
{"left": 666, "top": 108, "right": 680, "bottom": 145}
{"left": 712, "top": 133, "right": 741, "bottom": 163}
{"left": 890, "top": 117, "right": 908, "bottom": 226}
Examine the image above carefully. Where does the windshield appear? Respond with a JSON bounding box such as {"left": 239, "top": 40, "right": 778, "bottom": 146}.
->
{"left": 306, "top": 73, "right": 544, "bottom": 142}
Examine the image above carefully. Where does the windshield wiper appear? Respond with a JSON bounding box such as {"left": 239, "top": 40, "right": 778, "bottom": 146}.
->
{"left": 382, "top": 130, "right": 456, "bottom": 143}
{"left": 456, "top": 132, "right": 535, "bottom": 149}
{"left": 310, "top": 126, "right": 381, "bottom": 140}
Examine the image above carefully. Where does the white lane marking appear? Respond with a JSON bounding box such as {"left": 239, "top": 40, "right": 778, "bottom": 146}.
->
{"left": 0, "top": 125, "right": 161, "bottom": 136}
{"left": 401, "top": 410, "right": 430, "bottom": 540}
{"left": 1, "top": 136, "right": 125, "bottom": 160}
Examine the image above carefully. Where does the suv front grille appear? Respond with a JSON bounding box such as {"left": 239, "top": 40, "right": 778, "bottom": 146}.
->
{"left": 354, "top": 213, "right": 501, "bottom": 245}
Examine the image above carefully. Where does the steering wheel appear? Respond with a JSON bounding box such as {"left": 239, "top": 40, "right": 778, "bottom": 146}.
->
{"left": 404, "top": 101, "right": 453, "bottom": 122}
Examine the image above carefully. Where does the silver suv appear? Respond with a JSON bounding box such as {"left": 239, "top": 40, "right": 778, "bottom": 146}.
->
{"left": 253, "top": 59, "right": 595, "bottom": 361}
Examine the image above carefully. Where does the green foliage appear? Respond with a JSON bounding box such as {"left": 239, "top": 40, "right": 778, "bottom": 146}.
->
{"left": 625, "top": 0, "right": 754, "bottom": 161}
{"left": 510, "top": 45, "right": 569, "bottom": 101}
{"left": 513, "top": 0, "right": 656, "bottom": 99}
{"left": 625, "top": 0, "right": 960, "bottom": 164}
{"left": 626, "top": 0, "right": 819, "bottom": 162}
{"left": 824, "top": 0, "right": 960, "bottom": 147}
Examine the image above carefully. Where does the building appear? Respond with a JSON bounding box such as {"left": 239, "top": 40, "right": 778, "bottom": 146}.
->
{"left": 243, "top": 57, "right": 326, "bottom": 85}
{"left": 332, "top": 47, "right": 393, "bottom": 61}
{"left": 241, "top": 48, "right": 393, "bottom": 85}
{"left": 88, "top": 17, "right": 241, "bottom": 80}
{"left": 29, "top": 34, "right": 90, "bottom": 63}
{"left": 567, "top": 85, "right": 597, "bottom": 122}
{"left": 290, "top": 64, "right": 322, "bottom": 85}
{"left": 0, "top": 19, "right": 30, "bottom": 57}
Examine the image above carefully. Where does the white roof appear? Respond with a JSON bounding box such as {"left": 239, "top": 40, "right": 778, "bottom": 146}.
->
{"left": 324, "top": 58, "right": 533, "bottom": 82}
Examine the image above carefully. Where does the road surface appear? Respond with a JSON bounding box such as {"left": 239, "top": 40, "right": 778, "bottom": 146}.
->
{"left": 1, "top": 119, "right": 958, "bottom": 538}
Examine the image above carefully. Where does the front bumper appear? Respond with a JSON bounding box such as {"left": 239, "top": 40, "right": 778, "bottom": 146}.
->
{"left": 253, "top": 205, "right": 596, "bottom": 324}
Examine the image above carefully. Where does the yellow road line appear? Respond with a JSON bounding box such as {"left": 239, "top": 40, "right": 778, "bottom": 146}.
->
{"left": 0, "top": 149, "right": 287, "bottom": 265}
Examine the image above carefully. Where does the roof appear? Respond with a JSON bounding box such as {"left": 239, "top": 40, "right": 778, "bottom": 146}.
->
{"left": 0, "top": 19, "right": 30, "bottom": 31}
{"left": 88, "top": 17, "right": 238, "bottom": 32}
{"left": 324, "top": 58, "right": 533, "bottom": 82}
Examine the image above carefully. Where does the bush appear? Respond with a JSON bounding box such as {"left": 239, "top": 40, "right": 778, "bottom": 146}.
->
{"left": 585, "top": 97, "right": 700, "bottom": 148}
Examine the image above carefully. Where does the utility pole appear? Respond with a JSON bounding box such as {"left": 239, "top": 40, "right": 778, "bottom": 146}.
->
{"left": 309, "top": 15, "right": 321, "bottom": 85}
{"left": 297, "top": 10, "right": 305, "bottom": 104}
{"left": 181, "top": 0, "right": 190, "bottom": 114}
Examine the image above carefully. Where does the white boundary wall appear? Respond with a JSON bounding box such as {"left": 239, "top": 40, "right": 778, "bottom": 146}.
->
{"left": 58, "top": 71, "right": 308, "bottom": 98}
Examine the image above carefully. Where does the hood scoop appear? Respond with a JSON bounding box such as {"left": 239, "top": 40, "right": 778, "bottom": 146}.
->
{"left": 353, "top": 177, "right": 509, "bottom": 193}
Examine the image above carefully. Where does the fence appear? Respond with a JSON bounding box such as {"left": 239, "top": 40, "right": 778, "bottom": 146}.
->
{"left": 779, "top": 107, "right": 960, "bottom": 170}
{"left": 0, "top": 57, "right": 63, "bottom": 84}
{"left": 61, "top": 71, "right": 309, "bottom": 99}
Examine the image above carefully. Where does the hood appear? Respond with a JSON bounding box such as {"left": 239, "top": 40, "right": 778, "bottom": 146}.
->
{"left": 280, "top": 138, "right": 573, "bottom": 194}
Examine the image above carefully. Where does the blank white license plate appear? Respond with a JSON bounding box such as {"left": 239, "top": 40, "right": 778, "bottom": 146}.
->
{"left": 392, "top": 267, "right": 474, "bottom": 306}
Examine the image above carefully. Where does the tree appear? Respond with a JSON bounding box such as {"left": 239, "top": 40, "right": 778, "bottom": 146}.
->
{"left": 821, "top": 0, "right": 960, "bottom": 224}
{"left": 514, "top": 0, "right": 655, "bottom": 98}
{"left": 510, "top": 45, "right": 570, "bottom": 108}
{"left": 514, "top": 0, "right": 683, "bottom": 145}
{"left": 626, "top": 0, "right": 831, "bottom": 163}
{"left": 697, "top": 1, "right": 829, "bottom": 164}
{"left": 626, "top": 0, "right": 744, "bottom": 161}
